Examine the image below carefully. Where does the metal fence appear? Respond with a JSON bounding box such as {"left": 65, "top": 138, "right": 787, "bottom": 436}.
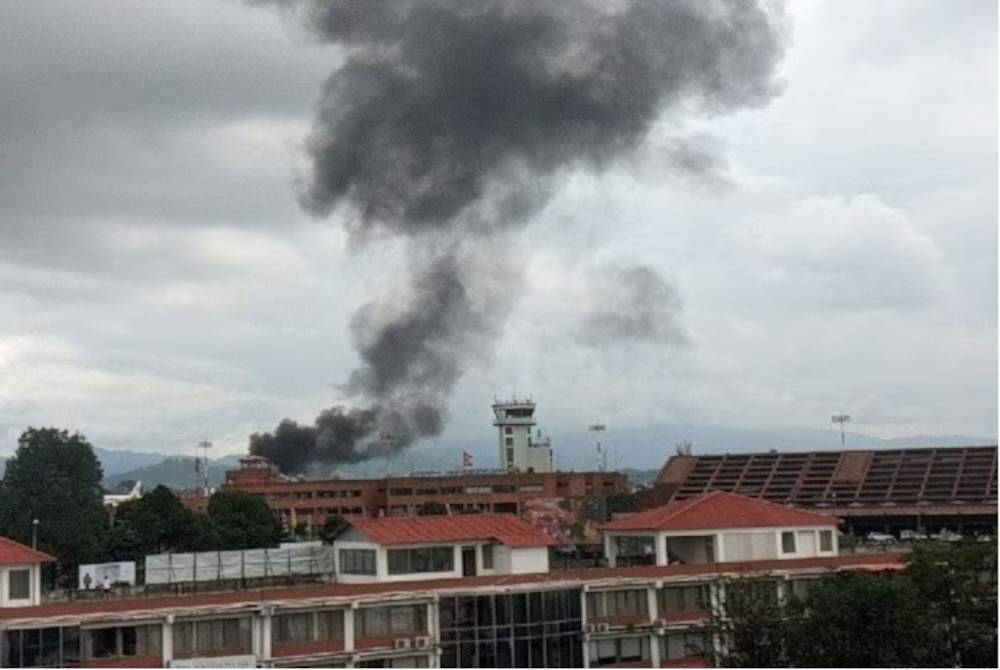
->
{"left": 144, "top": 545, "right": 335, "bottom": 585}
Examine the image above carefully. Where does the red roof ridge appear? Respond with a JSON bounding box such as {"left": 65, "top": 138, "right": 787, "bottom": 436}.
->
{"left": 0, "top": 535, "right": 56, "bottom": 565}
{"left": 601, "top": 490, "right": 838, "bottom": 532}
{"left": 347, "top": 513, "right": 556, "bottom": 548}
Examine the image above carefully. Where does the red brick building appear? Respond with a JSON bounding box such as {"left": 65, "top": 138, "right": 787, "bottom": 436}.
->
{"left": 208, "top": 456, "right": 628, "bottom": 545}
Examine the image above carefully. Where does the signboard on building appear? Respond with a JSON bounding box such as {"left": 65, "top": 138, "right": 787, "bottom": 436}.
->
{"left": 169, "top": 655, "right": 257, "bottom": 668}
{"left": 78, "top": 561, "right": 136, "bottom": 590}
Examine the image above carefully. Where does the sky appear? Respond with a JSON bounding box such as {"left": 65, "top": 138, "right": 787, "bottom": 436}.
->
{"left": 0, "top": 0, "right": 996, "bottom": 460}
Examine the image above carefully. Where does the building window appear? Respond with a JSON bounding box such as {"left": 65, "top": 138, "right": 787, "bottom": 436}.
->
{"left": 482, "top": 544, "right": 494, "bottom": 570}
{"left": 781, "top": 531, "right": 796, "bottom": 553}
{"left": 505, "top": 426, "right": 513, "bottom": 435}
{"left": 356, "top": 605, "right": 427, "bottom": 638}
{"left": 615, "top": 535, "right": 655, "bottom": 562}
{"left": 360, "top": 656, "right": 429, "bottom": 668}
{"left": 505, "top": 437, "right": 514, "bottom": 446}
{"left": 173, "top": 618, "right": 251, "bottom": 657}
{"left": 8, "top": 569, "right": 30, "bottom": 600}
{"left": 340, "top": 548, "right": 376, "bottom": 575}
{"left": 83, "top": 625, "right": 161, "bottom": 660}
{"left": 586, "top": 589, "right": 648, "bottom": 619}
{"left": 506, "top": 448, "right": 514, "bottom": 464}
{"left": 590, "top": 636, "right": 649, "bottom": 667}
{"left": 3, "top": 627, "right": 80, "bottom": 668}
{"left": 387, "top": 546, "right": 454, "bottom": 574}
{"left": 659, "top": 584, "right": 710, "bottom": 613}
{"left": 661, "top": 630, "right": 709, "bottom": 661}
{"left": 273, "top": 609, "right": 344, "bottom": 645}
{"left": 819, "top": 530, "right": 833, "bottom": 552}
{"left": 438, "top": 589, "right": 583, "bottom": 668}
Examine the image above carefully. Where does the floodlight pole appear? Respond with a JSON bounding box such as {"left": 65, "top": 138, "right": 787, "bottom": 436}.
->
{"left": 831, "top": 414, "right": 851, "bottom": 448}
{"left": 589, "top": 423, "right": 607, "bottom": 471}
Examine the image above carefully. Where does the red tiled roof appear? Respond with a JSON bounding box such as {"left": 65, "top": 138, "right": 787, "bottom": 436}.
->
{"left": 602, "top": 490, "right": 838, "bottom": 532}
{"left": 347, "top": 514, "right": 556, "bottom": 548}
{"left": 0, "top": 536, "right": 55, "bottom": 565}
{"left": 0, "top": 553, "right": 906, "bottom": 623}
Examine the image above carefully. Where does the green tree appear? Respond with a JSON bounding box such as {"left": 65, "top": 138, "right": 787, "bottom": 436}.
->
{"left": 110, "top": 485, "right": 220, "bottom": 560}
{"left": 786, "top": 572, "right": 940, "bottom": 667}
{"left": 0, "top": 428, "right": 108, "bottom": 581}
{"left": 713, "top": 577, "right": 788, "bottom": 667}
{"left": 207, "top": 490, "right": 282, "bottom": 550}
{"left": 320, "top": 514, "right": 349, "bottom": 543}
{"left": 905, "top": 542, "right": 998, "bottom": 668}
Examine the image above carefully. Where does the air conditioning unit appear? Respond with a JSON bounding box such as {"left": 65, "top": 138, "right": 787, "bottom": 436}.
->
{"left": 585, "top": 623, "right": 597, "bottom": 633}
{"left": 413, "top": 636, "right": 432, "bottom": 649}
{"left": 655, "top": 618, "right": 668, "bottom": 629}
{"left": 597, "top": 623, "right": 611, "bottom": 633}
{"left": 394, "top": 638, "right": 412, "bottom": 650}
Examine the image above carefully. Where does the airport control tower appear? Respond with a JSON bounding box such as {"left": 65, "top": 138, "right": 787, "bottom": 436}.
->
{"left": 493, "top": 398, "right": 554, "bottom": 473}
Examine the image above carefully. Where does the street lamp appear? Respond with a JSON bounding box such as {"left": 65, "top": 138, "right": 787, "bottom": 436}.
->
{"left": 31, "top": 518, "right": 39, "bottom": 550}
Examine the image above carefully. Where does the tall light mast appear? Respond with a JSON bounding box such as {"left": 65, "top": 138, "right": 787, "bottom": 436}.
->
{"left": 589, "top": 423, "right": 607, "bottom": 471}
{"left": 831, "top": 414, "right": 851, "bottom": 447}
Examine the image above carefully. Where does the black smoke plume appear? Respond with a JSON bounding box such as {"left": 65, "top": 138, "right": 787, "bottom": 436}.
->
{"left": 250, "top": 0, "right": 787, "bottom": 473}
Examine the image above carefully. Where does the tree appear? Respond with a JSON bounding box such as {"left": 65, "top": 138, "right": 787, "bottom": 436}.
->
{"left": 207, "top": 490, "right": 283, "bottom": 550}
{"left": 0, "top": 428, "right": 108, "bottom": 581}
{"left": 320, "top": 514, "right": 349, "bottom": 543}
{"left": 785, "top": 572, "right": 941, "bottom": 667}
{"left": 905, "top": 542, "right": 998, "bottom": 668}
{"left": 110, "top": 485, "right": 218, "bottom": 560}
{"left": 417, "top": 501, "right": 448, "bottom": 516}
{"left": 712, "top": 577, "right": 788, "bottom": 667}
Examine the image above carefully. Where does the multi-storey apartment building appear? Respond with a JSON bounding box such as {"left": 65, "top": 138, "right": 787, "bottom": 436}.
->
{"left": 0, "top": 493, "right": 906, "bottom": 668}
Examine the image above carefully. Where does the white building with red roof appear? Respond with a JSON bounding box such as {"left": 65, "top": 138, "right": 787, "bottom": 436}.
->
{"left": 332, "top": 514, "right": 556, "bottom": 584}
{"left": 600, "top": 491, "right": 839, "bottom": 568}
{"left": 0, "top": 536, "right": 54, "bottom": 608}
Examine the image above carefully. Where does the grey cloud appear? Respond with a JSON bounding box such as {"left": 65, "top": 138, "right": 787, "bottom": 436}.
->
{"left": 578, "top": 263, "right": 690, "bottom": 348}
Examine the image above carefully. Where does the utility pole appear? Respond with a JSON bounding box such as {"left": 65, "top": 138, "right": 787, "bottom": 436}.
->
{"left": 589, "top": 423, "right": 607, "bottom": 471}
{"left": 831, "top": 414, "right": 851, "bottom": 447}
{"left": 197, "top": 440, "right": 212, "bottom": 496}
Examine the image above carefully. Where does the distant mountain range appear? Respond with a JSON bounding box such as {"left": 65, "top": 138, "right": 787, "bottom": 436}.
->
{"left": 1, "top": 423, "right": 993, "bottom": 491}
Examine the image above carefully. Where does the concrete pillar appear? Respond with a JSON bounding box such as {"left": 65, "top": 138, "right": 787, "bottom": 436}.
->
{"left": 604, "top": 534, "right": 616, "bottom": 567}
{"left": 649, "top": 632, "right": 661, "bottom": 668}
{"left": 646, "top": 583, "right": 659, "bottom": 623}
{"left": 259, "top": 607, "right": 273, "bottom": 663}
{"left": 580, "top": 586, "right": 590, "bottom": 668}
{"left": 345, "top": 603, "right": 357, "bottom": 653}
{"left": 161, "top": 615, "right": 174, "bottom": 667}
{"left": 655, "top": 534, "right": 667, "bottom": 566}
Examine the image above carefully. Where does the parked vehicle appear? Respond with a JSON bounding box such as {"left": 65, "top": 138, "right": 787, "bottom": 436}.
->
{"left": 931, "top": 529, "right": 963, "bottom": 543}
{"left": 866, "top": 532, "right": 896, "bottom": 543}
{"left": 900, "top": 529, "right": 928, "bottom": 541}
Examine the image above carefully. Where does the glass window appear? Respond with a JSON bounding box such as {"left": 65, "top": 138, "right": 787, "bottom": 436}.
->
{"left": 482, "top": 544, "right": 494, "bottom": 570}
{"left": 662, "top": 631, "right": 708, "bottom": 660}
{"left": 8, "top": 569, "right": 31, "bottom": 600}
{"left": 590, "top": 637, "right": 649, "bottom": 666}
{"left": 781, "top": 531, "right": 796, "bottom": 553}
{"left": 659, "top": 584, "right": 710, "bottom": 613}
{"left": 173, "top": 618, "right": 250, "bottom": 656}
{"left": 586, "top": 589, "right": 648, "bottom": 618}
{"left": 819, "top": 530, "right": 833, "bottom": 552}
{"left": 387, "top": 547, "right": 454, "bottom": 574}
{"left": 340, "top": 548, "right": 377, "bottom": 575}
{"left": 357, "top": 606, "right": 427, "bottom": 638}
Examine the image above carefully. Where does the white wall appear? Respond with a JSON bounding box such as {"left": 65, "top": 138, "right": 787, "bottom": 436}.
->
{"left": 333, "top": 538, "right": 545, "bottom": 583}
{"left": 0, "top": 564, "right": 41, "bottom": 608}
{"left": 508, "top": 547, "right": 549, "bottom": 574}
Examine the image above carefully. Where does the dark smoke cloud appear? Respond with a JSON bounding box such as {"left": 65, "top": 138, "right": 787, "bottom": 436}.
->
{"left": 249, "top": 0, "right": 787, "bottom": 472}
{"left": 579, "top": 263, "right": 691, "bottom": 347}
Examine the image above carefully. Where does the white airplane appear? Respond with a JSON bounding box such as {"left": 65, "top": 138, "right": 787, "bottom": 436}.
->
{"left": 103, "top": 481, "right": 143, "bottom": 508}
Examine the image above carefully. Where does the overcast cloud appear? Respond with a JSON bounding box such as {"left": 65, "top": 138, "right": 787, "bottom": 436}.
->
{"left": 0, "top": 0, "right": 995, "bottom": 460}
